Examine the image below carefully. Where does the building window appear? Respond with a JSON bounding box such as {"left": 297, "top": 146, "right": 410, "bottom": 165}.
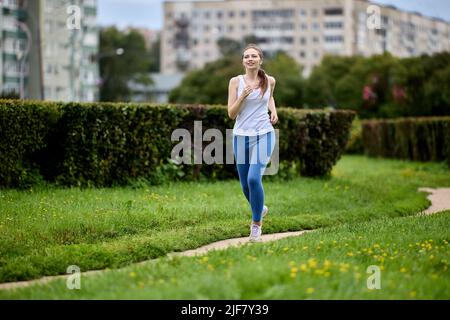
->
{"left": 240, "top": 11, "right": 246, "bottom": 18}
{"left": 312, "top": 23, "right": 320, "bottom": 31}
{"left": 217, "top": 11, "right": 223, "bottom": 19}
{"left": 299, "top": 9, "right": 307, "bottom": 16}
{"left": 312, "top": 36, "right": 319, "bottom": 43}
{"left": 324, "top": 8, "right": 343, "bottom": 15}
{"left": 325, "top": 21, "right": 343, "bottom": 29}
{"left": 300, "top": 37, "right": 306, "bottom": 45}
{"left": 311, "top": 9, "right": 318, "bottom": 17}
{"left": 204, "top": 11, "right": 210, "bottom": 19}
{"left": 300, "top": 51, "right": 306, "bottom": 58}
{"left": 228, "top": 25, "right": 234, "bottom": 32}
{"left": 325, "top": 35, "right": 344, "bottom": 43}
{"left": 301, "top": 23, "right": 307, "bottom": 30}
{"left": 229, "top": 11, "right": 235, "bottom": 18}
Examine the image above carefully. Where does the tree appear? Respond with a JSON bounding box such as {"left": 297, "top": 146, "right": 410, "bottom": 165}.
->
{"left": 304, "top": 55, "right": 361, "bottom": 108}
{"left": 217, "top": 38, "right": 242, "bottom": 57}
{"left": 169, "top": 50, "right": 305, "bottom": 108}
{"left": 264, "top": 51, "right": 304, "bottom": 108}
{"left": 149, "top": 34, "right": 161, "bottom": 72}
{"left": 169, "top": 56, "right": 243, "bottom": 104}
{"left": 99, "top": 27, "right": 153, "bottom": 102}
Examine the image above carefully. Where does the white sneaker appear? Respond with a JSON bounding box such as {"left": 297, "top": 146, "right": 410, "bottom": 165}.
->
{"left": 249, "top": 223, "right": 262, "bottom": 242}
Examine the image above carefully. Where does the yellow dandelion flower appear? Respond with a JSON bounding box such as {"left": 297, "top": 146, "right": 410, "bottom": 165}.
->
{"left": 306, "top": 288, "right": 315, "bottom": 294}
{"left": 308, "top": 258, "right": 318, "bottom": 268}
{"left": 202, "top": 256, "right": 209, "bottom": 263}
{"left": 290, "top": 272, "right": 297, "bottom": 279}
{"left": 409, "top": 291, "right": 417, "bottom": 298}
{"left": 300, "top": 264, "right": 308, "bottom": 272}
{"left": 347, "top": 252, "right": 354, "bottom": 257}
{"left": 291, "top": 267, "right": 298, "bottom": 273}
{"left": 303, "top": 246, "right": 308, "bottom": 250}
{"left": 314, "top": 269, "right": 324, "bottom": 275}
{"left": 400, "top": 267, "right": 407, "bottom": 273}
{"left": 283, "top": 247, "right": 289, "bottom": 252}
{"left": 129, "top": 272, "right": 137, "bottom": 278}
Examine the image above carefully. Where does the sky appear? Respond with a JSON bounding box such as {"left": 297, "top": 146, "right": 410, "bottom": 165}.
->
{"left": 97, "top": 0, "right": 450, "bottom": 30}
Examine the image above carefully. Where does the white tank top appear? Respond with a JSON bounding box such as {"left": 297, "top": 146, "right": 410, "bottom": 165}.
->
{"left": 232, "top": 74, "right": 275, "bottom": 136}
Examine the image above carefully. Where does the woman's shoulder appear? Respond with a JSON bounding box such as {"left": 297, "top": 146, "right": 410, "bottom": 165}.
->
{"left": 266, "top": 74, "right": 276, "bottom": 85}
{"left": 229, "top": 75, "right": 242, "bottom": 84}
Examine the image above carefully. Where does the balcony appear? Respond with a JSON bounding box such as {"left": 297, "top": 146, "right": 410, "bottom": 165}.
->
{"left": 2, "top": 29, "right": 28, "bottom": 39}
{"left": 2, "top": 7, "right": 27, "bottom": 21}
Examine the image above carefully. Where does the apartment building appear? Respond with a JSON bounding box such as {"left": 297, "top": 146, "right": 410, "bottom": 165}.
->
{"left": 0, "top": 0, "right": 99, "bottom": 101}
{"left": 161, "top": 0, "right": 450, "bottom": 76}
{"left": 0, "top": 0, "right": 29, "bottom": 97}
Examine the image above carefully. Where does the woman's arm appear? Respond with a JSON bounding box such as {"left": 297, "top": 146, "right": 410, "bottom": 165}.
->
{"left": 228, "top": 77, "right": 251, "bottom": 120}
{"left": 268, "top": 76, "right": 278, "bottom": 125}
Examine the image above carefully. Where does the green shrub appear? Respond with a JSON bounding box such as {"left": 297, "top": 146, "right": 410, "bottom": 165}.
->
{"left": 0, "top": 100, "right": 62, "bottom": 188}
{"left": 361, "top": 117, "right": 450, "bottom": 167}
{"left": 0, "top": 99, "right": 356, "bottom": 188}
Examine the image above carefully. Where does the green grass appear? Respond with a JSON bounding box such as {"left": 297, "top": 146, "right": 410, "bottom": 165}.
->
{"left": 0, "top": 154, "right": 449, "bottom": 285}
{"left": 1, "top": 211, "right": 448, "bottom": 299}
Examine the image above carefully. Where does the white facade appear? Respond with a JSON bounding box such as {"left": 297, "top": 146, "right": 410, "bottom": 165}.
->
{"left": 0, "top": 0, "right": 100, "bottom": 101}
{"left": 161, "top": 0, "right": 450, "bottom": 76}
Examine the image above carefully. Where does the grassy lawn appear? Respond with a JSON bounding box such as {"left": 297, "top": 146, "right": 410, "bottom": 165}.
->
{"left": 0, "top": 154, "right": 449, "bottom": 286}
{"left": 1, "top": 210, "right": 448, "bottom": 299}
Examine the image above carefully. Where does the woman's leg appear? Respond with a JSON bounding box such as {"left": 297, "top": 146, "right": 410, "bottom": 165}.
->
{"left": 247, "top": 131, "right": 275, "bottom": 224}
{"left": 233, "top": 134, "right": 250, "bottom": 202}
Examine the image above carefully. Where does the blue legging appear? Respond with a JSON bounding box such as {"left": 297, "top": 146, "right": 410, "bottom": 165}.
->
{"left": 233, "top": 131, "right": 275, "bottom": 222}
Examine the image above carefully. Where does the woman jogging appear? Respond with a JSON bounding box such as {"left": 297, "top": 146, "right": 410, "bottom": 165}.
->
{"left": 227, "top": 44, "right": 279, "bottom": 242}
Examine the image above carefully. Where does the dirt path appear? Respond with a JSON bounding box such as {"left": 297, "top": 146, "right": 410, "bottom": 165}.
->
{"left": 1, "top": 187, "right": 449, "bottom": 291}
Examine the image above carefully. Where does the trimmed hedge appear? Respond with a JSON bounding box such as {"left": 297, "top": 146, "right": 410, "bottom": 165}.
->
{"left": 361, "top": 117, "right": 450, "bottom": 168}
{"left": 0, "top": 99, "right": 356, "bottom": 188}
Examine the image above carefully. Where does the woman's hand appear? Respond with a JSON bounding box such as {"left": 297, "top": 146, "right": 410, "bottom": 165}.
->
{"left": 270, "top": 112, "right": 278, "bottom": 125}
{"left": 240, "top": 85, "right": 253, "bottom": 99}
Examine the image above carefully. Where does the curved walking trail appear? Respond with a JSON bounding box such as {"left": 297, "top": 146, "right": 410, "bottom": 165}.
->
{"left": 1, "top": 187, "right": 449, "bottom": 291}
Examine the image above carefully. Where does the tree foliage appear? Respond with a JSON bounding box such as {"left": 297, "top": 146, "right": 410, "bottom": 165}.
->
{"left": 99, "top": 27, "right": 153, "bottom": 102}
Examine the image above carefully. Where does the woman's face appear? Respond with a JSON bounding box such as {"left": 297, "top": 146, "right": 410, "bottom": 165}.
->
{"left": 242, "top": 48, "right": 262, "bottom": 70}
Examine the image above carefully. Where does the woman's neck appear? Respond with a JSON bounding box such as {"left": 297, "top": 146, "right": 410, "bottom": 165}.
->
{"left": 245, "top": 69, "right": 259, "bottom": 81}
